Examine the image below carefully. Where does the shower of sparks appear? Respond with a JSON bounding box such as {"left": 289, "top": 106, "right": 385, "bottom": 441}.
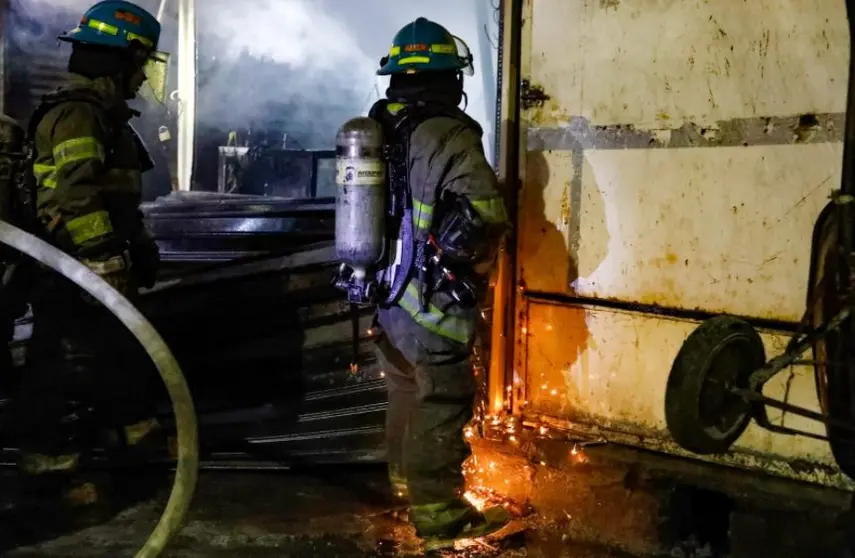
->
{"left": 460, "top": 411, "right": 602, "bottom": 521}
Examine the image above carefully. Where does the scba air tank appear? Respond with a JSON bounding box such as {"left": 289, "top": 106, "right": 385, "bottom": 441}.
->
{"left": 334, "top": 117, "right": 387, "bottom": 283}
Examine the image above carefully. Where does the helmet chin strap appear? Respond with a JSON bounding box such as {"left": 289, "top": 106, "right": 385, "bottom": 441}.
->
{"left": 458, "top": 71, "right": 468, "bottom": 111}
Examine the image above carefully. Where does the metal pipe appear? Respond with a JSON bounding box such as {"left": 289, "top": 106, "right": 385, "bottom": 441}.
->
{"left": 176, "top": 0, "right": 196, "bottom": 191}
{"left": 487, "top": 0, "right": 522, "bottom": 416}
{"left": 839, "top": 1, "right": 855, "bottom": 416}
{"left": 156, "top": 0, "right": 167, "bottom": 22}
{"left": 476, "top": 0, "right": 498, "bottom": 167}
{"left": 0, "top": 221, "right": 199, "bottom": 558}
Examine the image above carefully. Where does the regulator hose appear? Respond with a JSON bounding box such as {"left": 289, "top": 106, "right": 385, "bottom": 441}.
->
{"left": 0, "top": 220, "right": 199, "bottom": 558}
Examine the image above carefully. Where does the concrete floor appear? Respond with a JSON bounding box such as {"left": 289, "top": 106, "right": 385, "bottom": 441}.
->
{"left": 1, "top": 441, "right": 854, "bottom": 558}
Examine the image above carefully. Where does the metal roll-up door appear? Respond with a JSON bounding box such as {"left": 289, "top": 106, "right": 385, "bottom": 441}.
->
{"left": 4, "top": 2, "right": 71, "bottom": 121}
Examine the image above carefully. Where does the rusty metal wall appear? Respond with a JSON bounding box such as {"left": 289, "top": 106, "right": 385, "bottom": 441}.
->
{"left": 513, "top": 0, "right": 851, "bottom": 486}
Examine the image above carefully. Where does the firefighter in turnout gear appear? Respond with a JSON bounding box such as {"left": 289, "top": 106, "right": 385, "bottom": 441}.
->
{"left": 5, "top": 0, "right": 170, "bottom": 515}
{"left": 368, "top": 18, "right": 511, "bottom": 550}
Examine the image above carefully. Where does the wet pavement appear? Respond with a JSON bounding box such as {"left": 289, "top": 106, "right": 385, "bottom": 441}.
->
{"left": 0, "top": 441, "right": 853, "bottom": 557}
{"left": 0, "top": 465, "right": 629, "bottom": 558}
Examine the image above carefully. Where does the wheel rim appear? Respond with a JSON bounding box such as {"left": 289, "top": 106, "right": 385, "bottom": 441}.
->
{"left": 811, "top": 209, "right": 837, "bottom": 415}
{"left": 697, "top": 338, "right": 753, "bottom": 440}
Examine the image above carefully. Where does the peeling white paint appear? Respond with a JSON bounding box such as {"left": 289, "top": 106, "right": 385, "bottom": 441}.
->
{"left": 513, "top": 0, "right": 851, "bottom": 485}
{"left": 525, "top": 0, "right": 849, "bottom": 128}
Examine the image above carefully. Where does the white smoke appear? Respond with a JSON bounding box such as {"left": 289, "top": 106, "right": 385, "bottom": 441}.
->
{"left": 190, "top": 0, "right": 377, "bottom": 148}
{"left": 198, "top": 0, "right": 375, "bottom": 75}
{"left": 7, "top": 0, "right": 500, "bottom": 156}
{"left": 17, "top": 0, "right": 96, "bottom": 12}
{"left": 191, "top": 0, "right": 499, "bottom": 154}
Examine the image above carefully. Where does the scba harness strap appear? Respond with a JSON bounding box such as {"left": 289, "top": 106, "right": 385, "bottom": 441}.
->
{"left": 21, "top": 90, "right": 118, "bottom": 232}
{"left": 367, "top": 99, "right": 484, "bottom": 311}
{"left": 27, "top": 90, "right": 154, "bottom": 252}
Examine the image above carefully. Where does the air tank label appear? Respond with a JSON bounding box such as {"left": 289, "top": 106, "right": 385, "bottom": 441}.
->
{"left": 336, "top": 159, "right": 386, "bottom": 187}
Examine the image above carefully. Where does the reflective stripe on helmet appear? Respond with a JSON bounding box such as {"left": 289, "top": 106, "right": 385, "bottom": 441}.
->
{"left": 389, "top": 43, "right": 458, "bottom": 57}
{"left": 398, "top": 56, "right": 431, "bottom": 65}
{"left": 87, "top": 19, "right": 119, "bottom": 35}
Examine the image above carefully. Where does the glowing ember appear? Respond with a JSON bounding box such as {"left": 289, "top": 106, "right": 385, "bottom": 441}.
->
{"left": 463, "top": 490, "right": 489, "bottom": 511}
{"left": 349, "top": 363, "right": 359, "bottom": 374}
{"left": 461, "top": 484, "right": 512, "bottom": 517}
{"left": 570, "top": 445, "right": 589, "bottom": 464}
{"left": 454, "top": 537, "right": 498, "bottom": 552}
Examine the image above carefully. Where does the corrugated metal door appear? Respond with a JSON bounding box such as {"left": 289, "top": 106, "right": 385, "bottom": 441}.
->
{"left": 4, "top": 3, "right": 69, "bottom": 121}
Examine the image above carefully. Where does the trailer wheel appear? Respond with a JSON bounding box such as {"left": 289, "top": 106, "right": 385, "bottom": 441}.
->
{"left": 808, "top": 202, "right": 855, "bottom": 480}
{"left": 665, "top": 315, "right": 766, "bottom": 455}
{"left": 822, "top": 332, "right": 855, "bottom": 480}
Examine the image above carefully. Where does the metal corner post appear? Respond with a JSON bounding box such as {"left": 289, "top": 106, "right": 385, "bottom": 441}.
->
{"left": 488, "top": 0, "right": 523, "bottom": 416}
{"left": 176, "top": 0, "right": 196, "bottom": 191}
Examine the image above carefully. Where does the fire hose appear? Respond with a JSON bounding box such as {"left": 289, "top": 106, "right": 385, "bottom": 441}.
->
{"left": 0, "top": 220, "right": 198, "bottom": 558}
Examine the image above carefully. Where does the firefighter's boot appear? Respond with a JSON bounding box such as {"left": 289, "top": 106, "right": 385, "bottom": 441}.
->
{"left": 105, "top": 417, "right": 174, "bottom": 465}
{"left": 8, "top": 453, "right": 114, "bottom": 529}
{"left": 124, "top": 417, "right": 171, "bottom": 458}
{"left": 410, "top": 498, "right": 511, "bottom": 552}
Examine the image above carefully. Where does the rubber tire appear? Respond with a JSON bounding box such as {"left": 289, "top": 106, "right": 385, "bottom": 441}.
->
{"left": 808, "top": 202, "right": 855, "bottom": 479}
{"left": 665, "top": 315, "right": 766, "bottom": 455}
{"left": 824, "top": 336, "right": 855, "bottom": 481}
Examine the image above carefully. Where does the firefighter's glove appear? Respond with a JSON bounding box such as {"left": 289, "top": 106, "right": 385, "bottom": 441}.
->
{"left": 79, "top": 252, "right": 133, "bottom": 303}
{"left": 129, "top": 239, "right": 160, "bottom": 289}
